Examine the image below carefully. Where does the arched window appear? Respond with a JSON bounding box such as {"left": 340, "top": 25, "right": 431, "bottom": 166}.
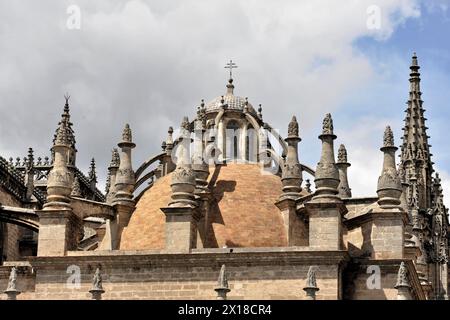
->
{"left": 246, "top": 124, "right": 257, "bottom": 162}
{"left": 226, "top": 120, "right": 240, "bottom": 161}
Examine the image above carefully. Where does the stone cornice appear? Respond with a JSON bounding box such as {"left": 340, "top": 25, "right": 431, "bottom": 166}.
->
{"left": 29, "top": 249, "right": 350, "bottom": 269}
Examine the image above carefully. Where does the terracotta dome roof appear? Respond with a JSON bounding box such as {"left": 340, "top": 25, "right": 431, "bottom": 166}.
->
{"left": 120, "top": 163, "right": 287, "bottom": 250}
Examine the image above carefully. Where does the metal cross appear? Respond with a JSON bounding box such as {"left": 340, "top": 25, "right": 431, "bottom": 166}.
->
{"left": 224, "top": 60, "right": 238, "bottom": 79}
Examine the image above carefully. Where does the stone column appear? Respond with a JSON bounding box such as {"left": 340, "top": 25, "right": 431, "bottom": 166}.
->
{"left": 214, "top": 264, "right": 231, "bottom": 300}
{"left": 395, "top": 262, "right": 412, "bottom": 300}
{"left": 276, "top": 116, "right": 304, "bottom": 245}
{"left": 111, "top": 124, "right": 136, "bottom": 249}
{"left": 37, "top": 120, "right": 82, "bottom": 256}
{"left": 161, "top": 117, "right": 200, "bottom": 253}
{"left": 303, "top": 266, "right": 319, "bottom": 300}
{"left": 336, "top": 144, "right": 352, "bottom": 198}
{"left": 306, "top": 114, "right": 346, "bottom": 250}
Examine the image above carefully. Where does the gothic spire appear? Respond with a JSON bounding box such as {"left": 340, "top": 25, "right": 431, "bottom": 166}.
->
{"left": 400, "top": 53, "right": 434, "bottom": 209}
{"left": 88, "top": 158, "right": 97, "bottom": 187}
{"left": 53, "top": 95, "right": 76, "bottom": 149}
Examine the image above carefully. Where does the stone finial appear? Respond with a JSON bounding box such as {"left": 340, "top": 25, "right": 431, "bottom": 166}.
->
{"left": 105, "top": 174, "right": 111, "bottom": 194}
{"left": 377, "top": 126, "right": 402, "bottom": 208}
{"left": 411, "top": 52, "right": 418, "bottom": 67}
{"left": 383, "top": 126, "right": 394, "bottom": 147}
{"left": 314, "top": 113, "right": 340, "bottom": 200}
{"left": 181, "top": 116, "right": 190, "bottom": 132}
{"left": 395, "top": 262, "right": 409, "bottom": 287}
{"left": 26, "top": 147, "right": 34, "bottom": 171}
{"left": 71, "top": 177, "right": 82, "bottom": 197}
{"left": 122, "top": 123, "right": 132, "bottom": 143}
{"left": 166, "top": 126, "right": 174, "bottom": 145}
{"left": 303, "top": 266, "right": 319, "bottom": 300}
{"left": 109, "top": 148, "right": 120, "bottom": 168}
{"left": 214, "top": 264, "right": 231, "bottom": 300}
{"left": 243, "top": 97, "right": 249, "bottom": 113}
{"left": 195, "top": 102, "right": 207, "bottom": 131}
{"left": 258, "top": 104, "right": 263, "bottom": 119}
{"left": 395, "top": 262, "right": 411, "bottom": 300}
{"left": 88, "top": 158, "right": 97, "bottom": 186}
{"left": 89, "top": 268, "right": 105, "bottom": 300}
{"left": 288, "top": 116, "right": 299, "bottom": 138}
{"left": 322, "top": 113, "right": 333, "bottom": 135}
{"left": 305, "top": 179, "right": 312, "bottom": 193}
{"left": 24, "top": 147, "right": 35, "bottom": 201}
{"left": 45, "top": 114, "right": 74, "bottom": 208}
{"left": 336, "top": 144, "right": 352, "bottom": 198}
{"left": 337, "top": 144, "right": 347, "bottom": 163}
{"left": 4, "top": 267, "right": 21, "bottom": 300}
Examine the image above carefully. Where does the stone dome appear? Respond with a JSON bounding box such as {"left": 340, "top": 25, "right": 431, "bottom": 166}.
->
{"left": 204, "top": 79, "right": 257, "bottom": 115}
{"left": 120, "top": 163, "right": 287, "bottom": 250}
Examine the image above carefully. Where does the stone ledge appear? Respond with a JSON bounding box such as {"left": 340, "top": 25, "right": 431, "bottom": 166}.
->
{"left": 29, "top": 249, "right": 350, "bottom": 269}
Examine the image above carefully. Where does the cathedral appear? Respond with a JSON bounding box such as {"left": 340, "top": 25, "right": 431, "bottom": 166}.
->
{"left": 0, "top": 54, "right": 448, "bottom": 300}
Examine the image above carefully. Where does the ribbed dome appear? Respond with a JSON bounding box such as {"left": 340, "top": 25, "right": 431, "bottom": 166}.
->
{"left": 204, "top": 79, "right": 257, "bottom": 115}
{"left": 120, "top": 163, "right": 287, "bottom": 250}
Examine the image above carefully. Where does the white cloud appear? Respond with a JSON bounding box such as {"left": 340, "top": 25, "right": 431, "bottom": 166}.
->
{"left": 0, "top": 0, "right": 422, "bottom": 192}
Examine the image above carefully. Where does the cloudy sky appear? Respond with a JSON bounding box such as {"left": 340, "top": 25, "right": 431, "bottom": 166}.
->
{"left": 0, "top": 0, "right": 449, "bottom": 205}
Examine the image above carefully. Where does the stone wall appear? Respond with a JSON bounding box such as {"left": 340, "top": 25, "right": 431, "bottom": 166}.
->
{"left": 343, "top": 260, "right": 424, "bottom": 300}
{"left": 0, "top": 249, "right": 347, "bottom": 300}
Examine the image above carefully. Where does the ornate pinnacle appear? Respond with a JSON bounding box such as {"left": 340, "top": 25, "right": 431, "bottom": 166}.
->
{"left": 71, "top": 177, "right": 82, "bottom": 197}
{"left": 303, "top": 266, "right": 319, "bottom": 300}
{"left": 280, "top": 114, "right": 302, "bottom": 201}
{"left": 181, "top": 116, "right": 190, "bottom": 132}
{"left": 337, "top": 144, "right": 347, "bottom": 163}
{"left": 322, "top": 113, "right": 334, "bottom": 135}
{"left": 54, "top": 121, "right": 71, "bottom": 146}
{"left": 258, "top": 104, "right": 263, "bottom": 119}
{"left": 109, "top": 148, "right": 120, "bottom": 168}
{"left": 383, "top": 126, "right": 394, "bottom": 148}
{"left": 88, "top": 158, "right": 97, "bottom": 184}
{"left": 26, "top": 147, "right": 34, "bottom": 171}
{"left": 215, "top": 264, "right": 231, "bottom": 300}
{"left": 306, "top": 266, "right": 317, "bottom": 288}
{"left": 395, "top": 262, "right": 410, "bottom": 288}
{"left": 314, "top": 113, "right": 339, "bottom": 199}
{"left": 122, "top": 124, "right": 132, "bottom": 143}
{"left": 287, "top": 116, "right": 299, "bottom": 138}
{"left": 53, "top": 95, "right": 76, "bottom": 149}
{"left": 336, "top": 144, "right": 352, "bottom": 198}
{"left": 377, "top": 126, "right": 401, "bottom": 207}
{"left": 217, "top": 264, "right": 229, "bottom": 289}
{"left": 305, "top": 179, "right": 312, "bottom": 193}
